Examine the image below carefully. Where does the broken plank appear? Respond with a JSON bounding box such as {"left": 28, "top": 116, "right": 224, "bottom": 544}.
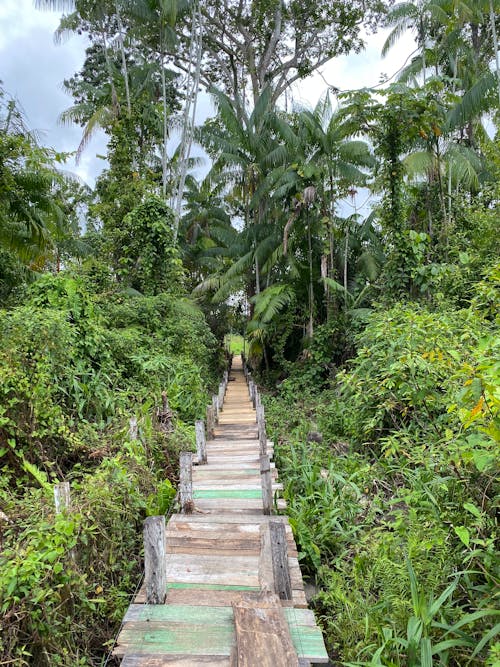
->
{"left": 232, "top": 591, "right": 299, "bottom": 667}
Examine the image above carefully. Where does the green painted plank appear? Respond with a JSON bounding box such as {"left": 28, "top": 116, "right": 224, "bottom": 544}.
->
{"left": 125, "top": 605, "right": 233, "bottom": 624}
{"left": 119, "top": 607, "right": 328, "bottom": 661}
{"left": 125, "top": 605, "right": 315, "bottom": 627}
{"left": 289, "top": 625, "right": 329, "bottom": 660}
{"left": 119, "top": 623, "right": 327, "bottom": 660}
{"left": 166, "top": 583, "right": 259, "bottom": 592}
{"left": 118, "top": 624, "right": 233, "bottom": 655}
{"left": 193, "top": 489, "right": 262, "bottom": 499}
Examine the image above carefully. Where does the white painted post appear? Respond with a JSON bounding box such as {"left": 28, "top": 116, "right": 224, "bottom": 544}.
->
{"left": 179, "top": 452, "right": 193, "bottom": 512}
{"left": 206, "top": 405, "right": 214, "bottom": 439}
{"left": 218, "top": 382, "right": 225, "bottom": 410}
{"left": 195, "top": 420, "right": 207, "bottom": 464}
{"left": 260, "top": 454, "right": 273, "bottom": 516}
{"left": 129, "top": 416, "right": 138, "bottom": 440}
{"left": 143, "top": 516, "right": 167, "bottom": 604}
{"left": 54, "top": 482, "right": 71, "bottom": 514}
{"left": 257, "top": 405, "right": 267, "bottom": 456}
{"left": 212, "top": 394, "right": 219, "bottom": 424}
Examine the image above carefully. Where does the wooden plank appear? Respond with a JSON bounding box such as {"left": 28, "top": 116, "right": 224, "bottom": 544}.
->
{"left": 195, "top": 420, "right": 207, "bottom": 464}
{"left": 232, "top": 591, "right": 299, "bottom": 667}
{"left": 260, "top": 454, "right": 273, "bottom": 515}
{"left": 121, "top": 656, "right": 231, "bottom": 666}
{"left": 179, "top": 452, "right": 193, "bottom": 513}
{"left": 143, "top": 516, "right": 167, "bottom": 604}
{"left": 258, "top": 523, "right": 273, "bottom": 592}
{"left": 269, "top": 519, "right": 292, "bottom": 600}
{"left": 169, "top": 514, "right": 288, "bottom": 525}
{"left": 134, "top": 587, "right": 303, "bottom": 607}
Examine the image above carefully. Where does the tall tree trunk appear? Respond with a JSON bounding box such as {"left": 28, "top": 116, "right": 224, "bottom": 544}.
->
{"left": 173, "top": 7, "right": 203, "bottom": 242}
{"left": 490, "top": 0, "right": 500, "bottom": 108}
{"left": 343, "top": 222, "right": 349, "bottom": 309}
{"left": 161, "top": 51, "right": 168, "bottom": 200}
{"left": 307, "top": 221, "right": 314, "bottom": 339}
{"left": 115, "top": 1, "right": 131, "bottom": 116}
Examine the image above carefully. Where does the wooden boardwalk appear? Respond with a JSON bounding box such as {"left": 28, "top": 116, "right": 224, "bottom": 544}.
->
{"left": 114, "top": 356, "right": 328, "bottom": 666}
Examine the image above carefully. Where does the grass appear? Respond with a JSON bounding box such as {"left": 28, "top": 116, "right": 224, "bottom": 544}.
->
{"left": 225, "top": 334, "right": 246, "bottom": 355}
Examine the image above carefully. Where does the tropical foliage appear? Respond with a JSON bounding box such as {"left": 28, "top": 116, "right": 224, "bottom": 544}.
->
{"left": 0, "top": 0, "right": 498, "bottom": 663}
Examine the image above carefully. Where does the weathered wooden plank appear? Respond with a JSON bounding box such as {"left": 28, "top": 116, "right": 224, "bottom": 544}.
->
{"left": 260, "top": 454, "right": 273, "bottom": 515}
{"left": 179, "top": 452, "right": 193, "bottom": 513}
{"left": 192, "top": 498, "right": 286, "bottom": 512}
{"left": 195, "top": 420, "right": 207, "bottom": 465}
{"left": 143, "top": 516, "right": 167, "bottom": 604}
{"left": 115, "top": 622, "right": 234, "bottom": 657}
{"left": 54, "top": 481, "right": 71, "bottom": 514}
{"left": 121, "top": 656, "right": 231, "bottom": 667}
{"left": 258, "top": 523, "right": 273, "bottom": 592}
{"left": 269, "top": 519, "right": 292, "bottom": 600}
{"left": 232, "top": 591, "right": 299, "bottom": 667}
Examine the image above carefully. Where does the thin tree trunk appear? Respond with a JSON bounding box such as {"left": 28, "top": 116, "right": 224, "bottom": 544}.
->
{"left": 174, "top": 7, "right": 203, "bottom": 242}
{"left": 116, "top": 2, "right": 131, "bottom": 116}
{"left": 307, "top": 221, "right": 314, "bottom": 339}
{"left": 343, "top": 222, "right": 349, "bottom": 309}
{"left": 101, "top": 31, "right": 120, "bottom": 116}
{"left": 490, "top": 0, "right": 500, "bottom": 109}
{"left": 161, "top": 52, "right": 168, "bottom": 200}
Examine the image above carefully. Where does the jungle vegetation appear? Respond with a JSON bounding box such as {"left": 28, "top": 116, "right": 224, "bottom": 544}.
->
{"left": 1, "top": 0, "right": 499, "bottom": 664}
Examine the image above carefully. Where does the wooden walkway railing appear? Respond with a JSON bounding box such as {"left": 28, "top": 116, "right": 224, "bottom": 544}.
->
{"left": 113, "top": 354, "right": 328, "bottom": 666}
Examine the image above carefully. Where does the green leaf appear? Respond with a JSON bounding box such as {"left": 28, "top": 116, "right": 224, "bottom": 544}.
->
{"left": 420, "top": 637, "right": 432, "bottom": 667}
{"left": 453, "top": 526, "right": 470, "bottom": 547}
{"left": 463, "top": 502, "right": 482, "bottom": 519}
{"left": 471, "top": 622, "right": 500, "bottom": 658}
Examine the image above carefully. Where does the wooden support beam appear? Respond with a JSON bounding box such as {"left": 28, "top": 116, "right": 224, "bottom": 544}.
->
{"left": 257, "top": 409, "right": 267, "bottom": 457}
{"left": 248, "top": 380, "right": 255, "bottom": 406}
{"left": 195, "top": 419, "right": 207, "bottom": 464}
{"left": 179, "top": 452, "right": 193, "bottom": 512}
{"left": 206, "top": 405, "right": 214, "bottom": 439}
{"left": 54, "top": 482, "right": 70, "bottom": 514}
{"left": 128, "top": 416, "right": 138, "bottom": 441}
{"left": 269, "top": 519, "right": 292, "bottom": 600}
{"left": 212, "top": 394, "right": 219, "bottom": 424}
{"left": 260, "top": 454, "right": 273, "bottom": 516}
{"left": 218, "top": 382, "right": 225, "bottom": 410}
{"left": 143, "top": 516, "right": 166, "bottom": 604}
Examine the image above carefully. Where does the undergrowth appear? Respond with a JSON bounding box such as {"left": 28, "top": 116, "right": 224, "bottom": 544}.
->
{"left": 264, "top": 269, "right": 499, "bottom": 666}
{"left": 0, "top": 269, "right": 220, "bottom": 665}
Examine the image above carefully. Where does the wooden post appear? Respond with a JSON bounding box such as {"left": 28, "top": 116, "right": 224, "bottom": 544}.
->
{"left": 195, "top": 419, "right": 207, "bottom": 464}
{"left": 251, "top": 384, "right": 257, "bottom": 408}
{"left": 269, "top": 519, "right": 292, "bottom": 600}
{"left": 143, "top": 516, "right": 167, "bottom": 604}
{"left": 129, "top": 416, "right": 138, "bottom": 440}
{"left": 161, "top": 391, "right": 169, "bottom": 413}
{"left": 206, "top": 405, "right": 214, "bottom": 439}
{"left": 179, "top": 452, "right": 193, "bottom": 512}
{"left": 218, "top": 382, "right": 225, "bottom": 410}
{"left": 260, "top": 454, "right": 273, "bottom": 516}
{"left": 257, "top": 406, "right": 267, "bottom": 456}
{"left": 54, "top": 482, "right": 71, "bottom": 514}
{"left": 254, "top": 390, "right": 261, "bottom": 415}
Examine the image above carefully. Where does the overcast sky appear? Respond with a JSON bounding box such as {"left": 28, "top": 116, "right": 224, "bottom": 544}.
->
{"left": 0, "top": 0, "right": 415, "bottom": 191}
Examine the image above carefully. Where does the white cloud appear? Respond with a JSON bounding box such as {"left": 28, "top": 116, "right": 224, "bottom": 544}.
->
{"left": 0, "top": 0, "right": 107, "bottom": 186}
{"left": 0, "top": 5, "right": 417, "bottom": 191}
